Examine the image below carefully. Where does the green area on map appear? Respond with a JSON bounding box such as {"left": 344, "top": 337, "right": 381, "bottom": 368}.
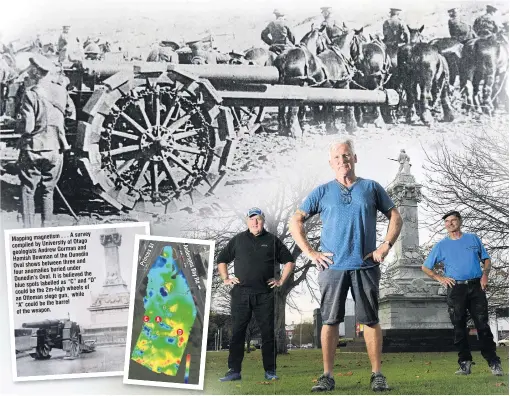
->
{"left": 131, "top": 245, "right": 197, "bottom": 376}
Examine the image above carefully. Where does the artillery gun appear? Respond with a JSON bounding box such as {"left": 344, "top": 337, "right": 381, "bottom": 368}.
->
{"left": 22, "top": 319, "right": 96, "bottom": 360}
{"left": 0, "top": 60, "right": 399, "bottom": 214}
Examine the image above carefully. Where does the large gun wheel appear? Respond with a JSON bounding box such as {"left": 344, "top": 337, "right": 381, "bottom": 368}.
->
{"left": 32, "top": 343, "right": 52, "bottom": 360}
{"left": 76, "top": 69, "right": 230, "bottom": 213}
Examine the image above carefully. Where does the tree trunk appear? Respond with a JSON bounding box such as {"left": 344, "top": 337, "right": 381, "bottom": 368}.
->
{"left": 275, "top": 286, "right": 290, "bottom": 354}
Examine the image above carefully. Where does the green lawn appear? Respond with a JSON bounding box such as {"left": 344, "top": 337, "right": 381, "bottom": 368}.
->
{"left": 203, "top": 348, "right": 509, "bottom": 394}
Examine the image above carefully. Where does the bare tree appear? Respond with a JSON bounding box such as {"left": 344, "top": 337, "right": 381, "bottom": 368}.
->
{"left": 421, "top": 127, "right": 509, "bottom": 312}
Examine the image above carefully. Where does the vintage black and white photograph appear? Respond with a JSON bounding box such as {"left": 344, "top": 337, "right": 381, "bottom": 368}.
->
{"left": 0, "top": 0, "right": 508, "bottom": 394}
{"left": 123, "top": 236, "right": 214, "bottom": 390}
{"left": 5, "top": 222, "right": 149, "bottom": 381}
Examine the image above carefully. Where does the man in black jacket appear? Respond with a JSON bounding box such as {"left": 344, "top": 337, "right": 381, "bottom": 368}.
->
{"left": 217, "top": 207, "right": 295, "bottom": 382}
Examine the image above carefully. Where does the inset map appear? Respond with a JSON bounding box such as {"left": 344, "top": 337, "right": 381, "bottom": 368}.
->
{"left": 124, "top": 237, "right": 214, "bottom": 390}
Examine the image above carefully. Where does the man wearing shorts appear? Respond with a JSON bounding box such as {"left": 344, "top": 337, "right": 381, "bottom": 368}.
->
{"left": 289, "top": 139, "right": 402, "bottom": 392}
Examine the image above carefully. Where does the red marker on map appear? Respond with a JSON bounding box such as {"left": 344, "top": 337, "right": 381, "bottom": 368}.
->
{"left": 155, "top": 316, "right": 162, "bottom": 323}
{"left": 143, "top": 315, "right": 150, "bottom": 322}
{"left": 177, "top": 329, "right": 183, "bottom": 335}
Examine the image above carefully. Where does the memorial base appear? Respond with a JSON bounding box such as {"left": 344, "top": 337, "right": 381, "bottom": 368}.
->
{"left": 82, "top": 326, "right": 128, "bottom": 346}
{"left": 382, "top": 329, "right": 482, "bottom": 353}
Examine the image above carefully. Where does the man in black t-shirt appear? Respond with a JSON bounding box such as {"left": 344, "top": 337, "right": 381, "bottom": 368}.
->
{"left": 217, "top": 207, "right": 295, "bottom": 382}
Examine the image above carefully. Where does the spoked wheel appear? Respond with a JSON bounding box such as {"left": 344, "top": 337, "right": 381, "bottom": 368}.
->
{"left": 34, "top": 343, "right": 52, "bottom": 360}
{"left": 76, "top": 70, "right": 229, "bottom": 213}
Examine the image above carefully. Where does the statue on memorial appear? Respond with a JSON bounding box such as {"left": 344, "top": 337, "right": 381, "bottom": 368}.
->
{"left": 397, "top": 149, "right": 411, "bottom": 174}
{"left": 389, "top": 149, "right": 411, "bottom": 175}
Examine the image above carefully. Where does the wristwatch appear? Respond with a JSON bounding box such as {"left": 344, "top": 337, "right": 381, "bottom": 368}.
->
{"left": 383, "top": 240, "right": 393, "bottom": 248}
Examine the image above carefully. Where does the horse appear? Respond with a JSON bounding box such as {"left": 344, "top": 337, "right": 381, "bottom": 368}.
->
{"left": 398, "top": 26, "right": 454, "bottom": 126}
{"left": 315, "top": 27, "right": 358, "bottom": 133}
{"left": 243, "top": 47, "right": 275, "bottom": 66}
{"left": 429, "top": 37, "right": 464, "bottom": 88}
{"left": 273, "top": 26, "right": 329, "bottom": 137}
{"left": 350, "top": 28, "right": 389, "bottom": 128}
{"left": 459, "top": 31, "right": 508, "bottom": 115}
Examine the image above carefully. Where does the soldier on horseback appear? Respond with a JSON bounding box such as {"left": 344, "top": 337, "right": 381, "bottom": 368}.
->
{"left": 382, "top": 8, "right": 409, "bottom": 47}
{"left": 319, "top": 7, "right": 345, "bottom": 43}
{"left": 448, "top": 8, "right": 476, "bottom": 42}
{"left": 261, "top": 9, "right": 296, "bottom": 55}
{"left": 473, "top": 5, "right": 503, "bottom": 36}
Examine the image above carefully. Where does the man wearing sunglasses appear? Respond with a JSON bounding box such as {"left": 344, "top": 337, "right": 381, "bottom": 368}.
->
{"left": 289, "top": 139, "right": 402, "bottom": 392}
{"left": 422, "top": 210, "right": 503, "bottom": 377}
{"left": 217, "top": 207, "right": 295, "bottom": 382}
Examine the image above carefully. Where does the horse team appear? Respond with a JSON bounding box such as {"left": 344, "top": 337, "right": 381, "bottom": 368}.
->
{"left": 244, "top": 22, "right": 508, "bottom": 136}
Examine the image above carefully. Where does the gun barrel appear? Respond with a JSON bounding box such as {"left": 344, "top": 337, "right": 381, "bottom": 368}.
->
{"left": 22, "top": 319, "right": 63, "bottom": 328}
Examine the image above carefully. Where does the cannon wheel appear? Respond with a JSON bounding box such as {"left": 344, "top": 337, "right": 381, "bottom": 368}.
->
{"left": 76, "top": 69, "right": 235, "bottom": 213}
{"left": 34, "top": 343, "right": 52, "bottom": 360}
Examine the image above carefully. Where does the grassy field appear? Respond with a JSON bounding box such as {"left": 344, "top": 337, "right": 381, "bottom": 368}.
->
{"left": 203, "top": 348, "right": 509, "bottom": 394}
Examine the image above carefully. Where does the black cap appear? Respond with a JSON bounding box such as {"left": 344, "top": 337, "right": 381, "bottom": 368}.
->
{"left": 442, "top": 210, "right": 461, "bottom": 220}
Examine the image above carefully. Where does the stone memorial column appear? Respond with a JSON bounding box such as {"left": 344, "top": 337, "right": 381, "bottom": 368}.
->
{"left": 378, "top": 151, "right": 453, "bottom": 352}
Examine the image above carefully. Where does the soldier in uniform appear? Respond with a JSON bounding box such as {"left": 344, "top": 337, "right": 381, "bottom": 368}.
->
{"left": 57, "top": 25, "right": 70, "bottom": 63}
{"left": 146, "top": 40, "right": 180, "bottom": 63}
{"left": 188, "top": 38, "right": 230, "bottom": 65}
{"left": 382, "top": 8, "right": 409, "bottom": 47}
{"left": 260, "top": 9, "right": 296, "bottom": 55}
{"left": 319, "top": 7, "right": 345, "bottom": 43}
{"left": 448, "top": 8, "right": 476, "bottom": 42}
{"left": 473, "top": 5, "right": 502, "bottom": 36}
{"left": 15, "top": 54, "right": 76, "bottom": 228}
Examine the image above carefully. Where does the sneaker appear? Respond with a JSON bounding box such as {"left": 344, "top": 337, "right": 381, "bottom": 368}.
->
{"left": 455, "top": 361, "right": 472, "bottom": 375}
{"left": 265, "top": 371, "right": 279, "bottom": 380}
{"left": 219, "top": 369, "right": 241, "bottom": 382}
{"left": 489, "top": 361, "right": 503, "bottom": 376}
{"left": 370, "top": 372, "right": 391, "bottom": 392}
{"left": 311, "top": 374, "right": 335, "bottom": 392}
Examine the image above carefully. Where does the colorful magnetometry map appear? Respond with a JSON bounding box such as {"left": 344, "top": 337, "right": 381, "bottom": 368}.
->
{"left": 131, "top": 246, "right": 197, "bottom": 376}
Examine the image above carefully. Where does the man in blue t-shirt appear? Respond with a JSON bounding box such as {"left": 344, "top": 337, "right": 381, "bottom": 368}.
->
{"left": 422, "top": 210, "right": 503, "bottom": 377}
{"left": 289, "top": 139, "right": 403, "bottom": 392}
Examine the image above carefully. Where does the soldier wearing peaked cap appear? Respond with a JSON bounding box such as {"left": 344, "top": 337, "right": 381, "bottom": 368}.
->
{"left": 383, "top": 8, "right": 409, "bottom": 47}
{"left": 448, "top": 8, "right": 476, "bottom": 42}
{"left": 473, "top": 5, "right": 503, "bottom": 36}
{"left": 15, "top": 54, "right": 76, "bottom": 228}
{"left": 261, "top": 9, "right": 296, "bottom": 54}
{"left": 319, "top": 6, "right": 345, "bottom": 38}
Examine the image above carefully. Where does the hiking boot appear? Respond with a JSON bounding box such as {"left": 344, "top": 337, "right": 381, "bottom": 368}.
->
{"left": 489, "top": 361, "right": 503, "bottom": 376}
{"left": 219, "top": 369, "right": 241, "bottom": 382}
{"left": 264, "top": 371, "right": 279, "bottom": 380}
{"left": 455, "top": 361, "right": 472, "bottom": 375}
{"left": 370, "top": 372, "right": 391, "bottom": 392}
{"left": 311, "top": 374, "right": 335, "bottom": 392}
